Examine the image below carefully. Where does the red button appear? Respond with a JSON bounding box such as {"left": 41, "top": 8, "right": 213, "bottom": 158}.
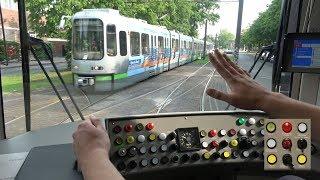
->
{"left": 282, "top": 122, "right": 292, "bottom": 133}
{"left": 146, "top": 123, "right": 154, "bottom": 131}
{"left": 209, "top": 130, "right": 217, "bottom": 137}
{"left": 211, "top": 141, "right": 219, "bottom": 148}
{"left": 282, "top": 138, "right": 292, "bottom": 150}
{"left": 228, "top": 129, "right": 236, "bottom": 136}
{"left": 124, "top": 124, "right": 133, "bottom": 132}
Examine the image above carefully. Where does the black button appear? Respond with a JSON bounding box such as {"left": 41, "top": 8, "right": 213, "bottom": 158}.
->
{"left": 211, "top": 152, "right": 220, "bottom": 160}
{"left": 160, "top": 156, "right": 170, "bottom": 164}
{"left": 181, "top": 154, "right": 190, "bottom": 163}
{"left": 297, "top": 139, "right": 307, "bottom": 150}
{"left": 128, "top": 160, "right": 137, "bottom": 169}
{"left": 113, "top": 125, "right": 122, "bottom": 134}
{"left": 117, "top": 162, "right": 126, "bottom": 171}
{"left": 171, "top": 155, "right": 179, "bottom": 163}
{"left": 282, "top": 154, "right": 293, "bottom": 167}
{"left": 191, "top": 153, "right": 200, "bottom": 161}
{"left": 128, "top": 146, "right": 138, "bottom": 157}
{"left": 250, "top": 151, "right": 259, "bottom": 159}
{"left": 219, "top": 140, "right": 229, "bottom": 149}
{"left": 168, "top": 132, "right": 177, "bottom": 141}
{"left": 169, "top": 143, "right": 178, "bottom": 151}
{"left": 238, "top": 137, "right": 251, "bottom": 150}
{"left": 232, "top": 151, "right": 239, "bottom": 159}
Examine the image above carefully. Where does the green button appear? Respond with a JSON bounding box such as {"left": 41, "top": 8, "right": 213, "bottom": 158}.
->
{"left": 237, "top": 117, "right": 246, "bottom": 125}
{"left": 266, "top": 122, "right": 276, "bottom": 133}
{"left": 127, "top": 136, "right": 135, "bottom": 144}
{"left": 136, "top": 123, "right": 144, "bottom": 131}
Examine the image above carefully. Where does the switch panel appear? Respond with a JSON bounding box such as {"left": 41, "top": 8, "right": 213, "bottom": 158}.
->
{"left": 264, "top": 119, "right": 311, "bottom": 171}
{"left": 106, "top": 112, "right": 267, "bottom": 176}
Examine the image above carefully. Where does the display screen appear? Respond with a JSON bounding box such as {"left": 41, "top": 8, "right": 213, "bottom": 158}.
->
{"left": 291, "top": 39, "right": 320, "bottom": 68}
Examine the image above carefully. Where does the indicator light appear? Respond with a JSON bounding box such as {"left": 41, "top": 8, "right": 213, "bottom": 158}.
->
{"left": 248, "top": 118, "right": 256, "bottom": 125}
{"left": 209, "top": 130, "right": 217, "bottom": 137}
{"left": 200, "top": 130, "right": 207, "bottom": 138}
{"left": 282, "top": 138, "right": 292, "bottom": 150}
{"left": 114, "top": 137, "right": 123, "bottom": 145}
{"left": 237, "top": 117, "right": 246, "bottom": 125}
{"left": 127, "top": 136, "right": 135, "bottom": 144}
{"left": 149, "top": 134, "right": 156, "bottom": 141}
{"left": 282, "top": 122, "right": 292, "bottom": 133}
{"left": 297, "top": 154, "right": 307, "bottom": 165}
{"left": 230, "top": 139, "right": 238, "bottom": 147}
{"left": 267, "top": 138, "right": 276, "bottom": 149}
{"left": 146, "top": 123, "right": 154, "bottom": 131}
{"left": 266, "top": 122, "right": 276, "bottom": 133}
{"left": 135, "top": 123, "right": 144, "bottom": 131}
{"left": 203, "top": 152, "right": 211, "bottom": 160}
{"left": 113, "top": 125, "right": 122, "bottom": 134}
{"left": 137, "top": 134, "right": 146, "bottom": 143}
{"left": 228, "top": 129, "right": 237, "bottom": 136}
{"left": 267, "top": 154, "right": 277, "bottom": 165}
{"left": 124, "top": 124, "right": 133, "bottom": 132}
{"left": 298, "top": 123, "right": 307, "bottom": 133}
{"left": 222, "top": 151, "right": 231, "bottom": 159}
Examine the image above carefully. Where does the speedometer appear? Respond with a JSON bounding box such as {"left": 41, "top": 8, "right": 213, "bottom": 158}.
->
{"left": 176, "top": 127, "right": 201, "bottom": 152}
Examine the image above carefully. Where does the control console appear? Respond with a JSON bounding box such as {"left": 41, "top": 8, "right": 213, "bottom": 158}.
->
{"left": 106, "top": 111, "right": 267, "bottom": 177}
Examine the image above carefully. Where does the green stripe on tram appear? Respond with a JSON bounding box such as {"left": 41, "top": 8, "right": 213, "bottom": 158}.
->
{"left": 95, "top": 73, "right": 128, "bottom": 81}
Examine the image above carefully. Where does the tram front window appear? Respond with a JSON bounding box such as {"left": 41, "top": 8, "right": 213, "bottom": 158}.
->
{"left": 73, "top": 19, "right": 104, "bottom": 60}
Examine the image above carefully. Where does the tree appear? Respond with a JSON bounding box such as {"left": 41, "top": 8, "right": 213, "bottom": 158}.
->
{"left": 241, "top": 0, "right": 281, "bottom": 49}
{"left": 216, "top": 29, "right": 235, "bottom": 49}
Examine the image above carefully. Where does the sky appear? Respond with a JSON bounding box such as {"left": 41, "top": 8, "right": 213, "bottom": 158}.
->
{"left": 198, "top": 0, "right": 272, "bottom": 38}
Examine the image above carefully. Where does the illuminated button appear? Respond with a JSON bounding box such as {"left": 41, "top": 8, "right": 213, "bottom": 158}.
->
{"left": 298, "top": 123, "right": 307, "bottom": 133}
{"left": 160, "top": 144, "right": 168, "bottom": 152}
{"left": 249, "top": 129, "right": 256, "bottom": 136}
{"left": 211, "top": 141, "right": 219, "bottom": 149}
{"left": 260, "top": 129, "right": 265, "bottom": 136}
{"left": 202, "top": 141, "right": 209, "bottom": 148}
{"left": 228, "top": 129, "right": 237, "bottom": 136}
{"left": 149, "top": 134, "right": 156, "bottom": 141}
{"left": 297, "top": 154, "right": 307, "bottom": 165}
{"left": 237, "top": 117, "right": 246, "bottom": 125}
{"left": 267, "top": 138, "right": 277, "bottom": 149}
{"left": 151, "top": 157, "right": 159, "bottom": 165}
{"left": 258, "top": 119, "right": 265, "bottom": 126}
{"left": 267, "top": 154, "right": 277, "bottom": 165}
{"left": 248, "top": 118, "right": 256, "bottom": 125}
{"left": 114, "top": 137, "right": 123, "bottom": 145}
{"left": 117, "top": 148, "right": 127, "bottom": 157}
{"left": 219, "top": 129, "right": 227, "bottom": 136}
{"left": 158, "top": 133, "right": 167, "bottom": 141}
{"left": 150, "top": 146, "right": 157, "bottom": 153}
{"left": 127, "top": 136, "right": 135, "bottom": 144}
{"left": 297, "top": 138, "right": 307, "bottom": 150}
{"left": 137, "top": 135, "right": 146, "bottom": 143}
{"left": 200, "top": 130, "right": 207, "bottom": 138}
{"left": 239, "top": 128, "right": 247, "bottom": 136}
{"left": 191, "top": 153, "right": 200, "bottom": 161}
{"left": 230, "top": 139, "right": 238, "bottom": 147}
{"left": 242, "top": 150, "right": 250, "bottom": 158}
{"left": 251, "top": 140, "right": 258, "bottom": 147}
{"left": 135, "top": 123, "right": 144, "bottom": 131}
{"left": 222, "top": 151, "right": 231, "bottom": 159}
{"left": 282, "top": 138, "right": 292, "bottom": 150}
{"left": 124, "top": 124, "right": 133, "bottom": 132}
{"left": 146, "top": 123, "right": 154, "bottom": 131}
{"left": 140, "top": 159, "right": 148, "bottom": 167}
{"left": 113, "top": 125, "right": 122, "bottom": 134}
{"left": 266, "top": 122, "right": 276, "bottom": 133}
{"left": 209, "top": 130, "right": 217, "bottom": 137}
{"left": 282, "top": 122, "right": 292, "bottom": 133}
{"left": 139, "top": 146, "right": 147, "bottom": 154}
{"left": 128, "top": 146, "right": 138, "bottom": 157}
{"left": 203, "top": 152, "right": 211, "bottom": 160}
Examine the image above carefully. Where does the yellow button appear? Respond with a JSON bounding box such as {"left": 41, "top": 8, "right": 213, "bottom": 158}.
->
{"left": 267, "top": 154, "right": 277, "bottom": 165}
{"left": 149, "top": 133, "right": 156, "bottom": 141}
{"left": 203, "top": 152, "right": 211, "bottom": 160}
{"left": 222, "top": 151, "right": 230, "bottom": 159}
{"left": 297, "top": 154, "right": 307, "bottom": 165}
{"left": 230, "top": 139, "right": 238, "bottom": 147}
{"left": 126, "top": 136, "right": 135, "bottom": 144}
{"left": 266, "top": 122, "right": 276, "bottom": 133}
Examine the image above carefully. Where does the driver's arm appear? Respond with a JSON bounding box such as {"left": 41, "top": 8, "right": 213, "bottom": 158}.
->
{"left": 73, "top": 116, "right": 124, "bottom": 180}
{"left": 207, "top": 49, "right": 320, "bottom": 143}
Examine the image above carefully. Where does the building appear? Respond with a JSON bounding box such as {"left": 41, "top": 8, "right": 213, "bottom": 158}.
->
{"left": 1, "top": 0, "right": 19, "bottom": 41}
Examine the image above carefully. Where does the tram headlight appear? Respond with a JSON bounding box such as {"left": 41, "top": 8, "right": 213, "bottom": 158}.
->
{"left": 91, "top": 66, "right": 104, "bottom": 70}
{"left": 73, "top": 65, "right": 79, "bottom": 70}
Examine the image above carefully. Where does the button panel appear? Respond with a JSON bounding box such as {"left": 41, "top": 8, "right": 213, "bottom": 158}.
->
{"left": 107, "top": 113, "right": 266, "bottom": 175}
{"left": 264, "top": 119, "right": 311, "bottom": 170}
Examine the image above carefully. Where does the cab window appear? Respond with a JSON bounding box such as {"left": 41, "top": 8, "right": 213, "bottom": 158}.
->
{"left": 107, "top": 24, "right": 117, "bottom": 56}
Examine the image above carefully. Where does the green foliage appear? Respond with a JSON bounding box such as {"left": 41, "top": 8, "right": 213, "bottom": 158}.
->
{"left": 0, "top": 40, "right": 20, "bottom": 61}
{"left": 242, "top": 0, "right": 281, "bottom": 50}
{"left": 216, "top": 29, "right": 235, "bottom": 49}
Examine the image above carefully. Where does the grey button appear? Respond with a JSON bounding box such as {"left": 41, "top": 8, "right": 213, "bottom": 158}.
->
{"left": 140, "top": 159, "right": 148, "bottom": 167}
{"left": 151, "top": 157, "right": 159, "bottom": 165}
{"left": 150, "top": 146, "right": 157, "bottom": 153}
{"left": 139, "top": 146, "right": 147, "bottom": 154}
{"left": 118, "top": 148, "right": 127, "bottom": 157}
{"left": 160, "top": 144, "right": 168, "bottom": 152}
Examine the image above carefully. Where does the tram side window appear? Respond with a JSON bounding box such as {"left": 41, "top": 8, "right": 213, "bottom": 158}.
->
{"left": 183, "top": 41, "right": 186, "bottom": 49}
{"left": 141, "top": 33, "right": 150, "bottom": 55}
{"left": 158, "top": 36, "right": 164, "bottom": 52}
{"left": 175, "top": 39, "right": 179, "bottom": 51}
{"left": 119, "top": 31, "right": 127, "bottom": 56}
{"left": 130, "top": 31, "right": 140, "bottom": 56}
{"left": 107, "top": 25, "right": 117, "bottom": 56}
{"left": 151, "top": 35, "right": 154, "bottom": 48}
{"left": 189, "top": 42, "right": 192, "bottom": 51}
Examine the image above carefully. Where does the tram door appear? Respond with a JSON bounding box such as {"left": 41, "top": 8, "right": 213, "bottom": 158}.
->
{"left": 163, "top": 37, "right": 169, "bottom": 71}
{"left": 157, "top": 36, "right": 165, "bottom": 74}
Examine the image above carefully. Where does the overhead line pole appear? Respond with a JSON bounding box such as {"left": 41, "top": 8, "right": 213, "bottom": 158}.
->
{"left": 202, "top": 19, "right": 208, "bottom": 59}
{"left": 234, "top": 0, "right": 244, "bottom": 61}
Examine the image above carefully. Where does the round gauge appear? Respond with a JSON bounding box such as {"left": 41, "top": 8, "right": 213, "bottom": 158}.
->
{"left": 176, "top": 127, "right": 201, "bottom": 151}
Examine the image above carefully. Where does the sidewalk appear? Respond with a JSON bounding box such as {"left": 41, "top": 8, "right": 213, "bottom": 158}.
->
{"left": 0, "top": 57, "right": 67, "bottom": 69}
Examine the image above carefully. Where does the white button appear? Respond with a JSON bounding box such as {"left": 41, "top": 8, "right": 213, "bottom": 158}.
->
{"left": 248, "top": 118, "right": 256, "bottom": 125}
{"left": 242, "top": 151, "right": 249, "bottom": 158}
{"left": 251, "top": 140, "right": 257, "bottom": 146}
{"left": 298, "top": 123, "right": 307, "bottom": 133}
{"left": 158, "top": 133, "right": 167, "bottom": 141}
{"left": 260, "top": 129, "right": 265, "bottom": 136}
{"left": 137, "top": 135, "right": 146, "bottom": 143}
{"left": 202, "top": 142, "right": 208, "bottom": 148}
{"left": 267, "top": 138, "right": 276, "bottom": 149}
{"left": 219, "top": 129, "right": 227, "bottom": 136}
{"left": 239, "top": 129, "right": 247, "bottom": 136}
{"left": 249, "top": 129, "right": 256, "bottom": 136}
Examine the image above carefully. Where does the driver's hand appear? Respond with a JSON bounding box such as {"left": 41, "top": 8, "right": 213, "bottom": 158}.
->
{"left": 72, "top": 116, "right": 110, "bottom": 170}
{"left": 206, "top": 49, "right": 272, "bottom": 110}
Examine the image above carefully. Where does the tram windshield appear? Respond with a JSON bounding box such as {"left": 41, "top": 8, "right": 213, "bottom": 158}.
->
{"left": 73, "top": 19, "right": 104, "bottom": 60}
